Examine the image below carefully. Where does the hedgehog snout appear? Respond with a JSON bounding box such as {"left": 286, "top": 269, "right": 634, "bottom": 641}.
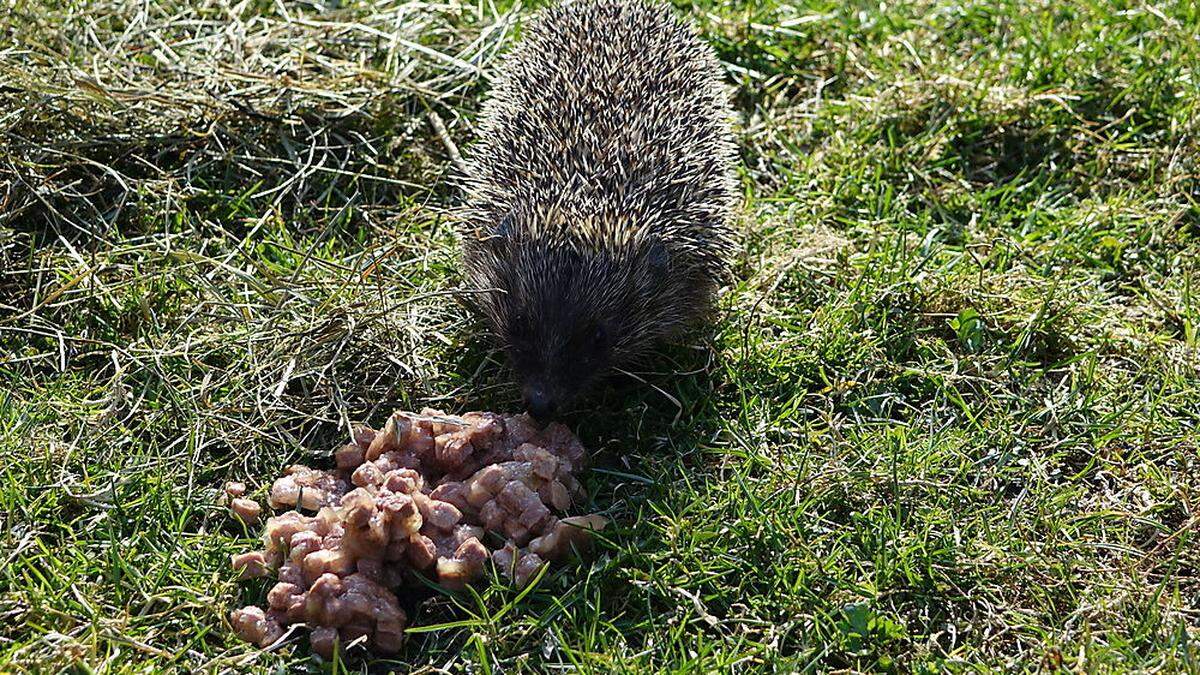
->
{"left": 522, "top": 381, "right": 559, "bottom": 422}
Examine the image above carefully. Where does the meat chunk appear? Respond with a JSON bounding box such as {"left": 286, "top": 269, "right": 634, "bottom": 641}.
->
{"left": 308, "top": 625, "right": 339, "bottom": 659}
{"left": 528, "top": 514, "right": 608, "bottom": 559}
{"left": 334, "top": 443, "right": 365, "bottom": 470}
{"left": 229, "top": 408, "right": 602, "bottom": 657}
{"left": 436, "top": 537, "right": 490, "bottom": 590}
{"left": 492, "top": 544, "right": 546, "bottom": 588}
{"left": 230, "top": 606, "right": 285, "bottom": 647}
{"left": 230, "top": 498, "right": 262, "bottom": 525}
{"left": 231, "top": 551, "right": 272, "bottom": 580}
{"left": 269, "top": 467, "right": 348, "bottom": 510}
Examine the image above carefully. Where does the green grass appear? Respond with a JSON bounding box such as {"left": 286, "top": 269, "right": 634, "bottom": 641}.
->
{"left": 2, "top": 0, "right": 1199, "bottom": 671}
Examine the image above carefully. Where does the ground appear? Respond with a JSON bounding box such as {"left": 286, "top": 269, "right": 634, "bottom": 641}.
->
{"left": 1, "top": 0, "right": 1199, "bottom": 671}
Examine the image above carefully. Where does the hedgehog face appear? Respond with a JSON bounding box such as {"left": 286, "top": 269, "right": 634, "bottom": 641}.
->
{"left": 470, "top": 213, "right": 688, "bottom": 420}
{"left": 501, "top": 282, "right": 618, "bottom": 420}
{"left": 486, "top": 244, "right": 631, "bottom": 421}
{"left": 508, "top": 315, "right": 613, "bottom": 421}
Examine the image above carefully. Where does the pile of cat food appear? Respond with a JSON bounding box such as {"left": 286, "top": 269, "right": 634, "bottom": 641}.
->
{"left": 228, "top": 409, "right": 607, "bottom": 657}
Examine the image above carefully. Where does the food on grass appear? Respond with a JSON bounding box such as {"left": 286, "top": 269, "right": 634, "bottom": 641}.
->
{"left": 229, "top": 409, "right": 606, "bottom": 657}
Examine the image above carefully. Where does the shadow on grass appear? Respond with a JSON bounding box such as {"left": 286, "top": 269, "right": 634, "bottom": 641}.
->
{"left": 1, "top": 91, "right": 467, "bottom": 244}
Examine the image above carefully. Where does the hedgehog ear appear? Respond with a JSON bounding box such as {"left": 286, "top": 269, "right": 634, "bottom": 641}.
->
{"left": 592, "top": 322, "right": 609, "bottom": 349}
{"left": 496, "top": 212, "right": 514, "bottom": 237}
{"left": 648, "top": 241, "right": 669, "bottom": 277}
{"left": 490, "top": 212, "right": 514, "bottom": 244}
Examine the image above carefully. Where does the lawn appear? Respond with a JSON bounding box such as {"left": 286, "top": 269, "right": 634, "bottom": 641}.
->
{"left": 2, "top": 0, "right": 1199, "bottom": 671}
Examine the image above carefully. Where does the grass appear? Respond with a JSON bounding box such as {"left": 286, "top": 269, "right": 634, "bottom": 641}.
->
{"left": 1, "top": 0, "right": 1199, "bottom": 671}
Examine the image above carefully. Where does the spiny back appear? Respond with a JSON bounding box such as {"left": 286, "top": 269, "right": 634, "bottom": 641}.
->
{"left": 458, "top": 0, "right": 737, "bottom": 418}
{"left": 463, "top": 0, "right": 735, "bottom": 262}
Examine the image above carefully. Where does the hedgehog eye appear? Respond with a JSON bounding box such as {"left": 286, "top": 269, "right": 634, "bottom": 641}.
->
{"left": 508, "top": 345, "right": 537, "bottom": 369}
{"left": 588, "top": 323, "right": 610, "bottom": 353}
{"left": 648, "top": 241, "right": 669, "bottom": 275}
{"left": 567, "top": 323, "right": 608, "bottom": 365}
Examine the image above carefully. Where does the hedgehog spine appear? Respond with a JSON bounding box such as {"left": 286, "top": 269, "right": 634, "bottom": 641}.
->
{"left": 459, "top": 0, "right": 737, "bottom": 417}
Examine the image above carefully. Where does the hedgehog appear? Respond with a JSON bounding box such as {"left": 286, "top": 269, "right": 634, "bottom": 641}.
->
{"left": 458, "top": 0, "right": 737, "bottom": 420}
